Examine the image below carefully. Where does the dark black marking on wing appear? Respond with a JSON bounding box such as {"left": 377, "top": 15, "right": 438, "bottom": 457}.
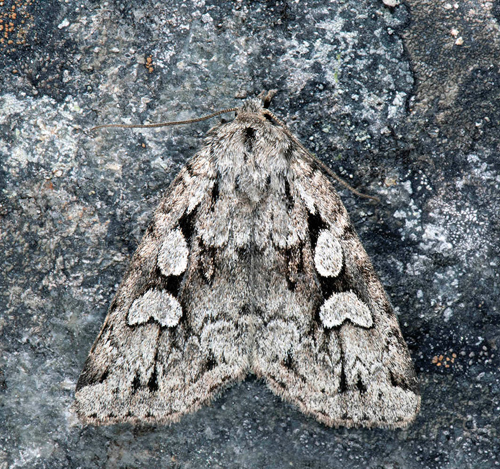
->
{"left": 147, "top": 364, "right": 159, "bottom": 392}
{"left": 284, "top": 179, "right": 294, "bottom": 212}
{"left": 210, "top": 180, "right": 220, "bottom": 209}
{"left": 281, "top": 246, "right": 303, "bottom": 292}
{"left": 178, "top": 206, "right": 199, "bottom": 247}
{"left": 307, "top": 211, "right": 328, "bottom": 250}
{"left": 244, "top": 127, "right": 256, "bottom": 152}
{"left": 199, "top": 239, "right": 217, "bottom": 285}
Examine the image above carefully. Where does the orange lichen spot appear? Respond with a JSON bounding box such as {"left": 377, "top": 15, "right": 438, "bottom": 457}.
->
{"left": 43, "top": 180, "right": 55, "bottom": 191}
{"left": 432, "top": 351, "right": 458, "bottom": 369}
{"left": 145, "top": 55, "right": 154, "bottom": 73}
{"left": 1, "top": 0, "right": 35, "bottom": 52}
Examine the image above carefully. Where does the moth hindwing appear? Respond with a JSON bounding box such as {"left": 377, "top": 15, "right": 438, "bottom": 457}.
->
{"left": 74, "top": 93, "right": 420, "bottom": 428}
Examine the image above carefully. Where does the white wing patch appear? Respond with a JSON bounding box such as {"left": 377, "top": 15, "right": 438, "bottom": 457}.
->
{"left": 157, "top": 229, "right": 189, "bottom": 277}
{"left": 314, "top": 229, "right": 343, "bottom": 277}
{"left": 319, "top": 291, "right": 373, "bottom": 328}
{"left": 128, "top": 288, "right": 183, "bottom": 327}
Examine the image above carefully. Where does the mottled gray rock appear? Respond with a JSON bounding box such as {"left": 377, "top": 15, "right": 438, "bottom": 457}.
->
{"left": 0, "top": 0, "right": 498, "bottom": 468}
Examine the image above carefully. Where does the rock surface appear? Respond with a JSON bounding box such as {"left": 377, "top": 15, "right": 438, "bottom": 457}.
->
{"left": 0, "top": 0, "right": 498, "bottom": 467}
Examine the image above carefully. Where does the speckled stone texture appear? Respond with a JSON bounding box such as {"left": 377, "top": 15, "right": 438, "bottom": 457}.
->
{"left": 0, "top": 0, "right": 498, "bottom": 468}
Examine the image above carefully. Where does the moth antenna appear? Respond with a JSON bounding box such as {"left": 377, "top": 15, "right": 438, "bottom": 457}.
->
{"left": 262, "top": 109, "right": 380, "bottom": 203}
{"left": 90, "top": 99, "right": 378, "bottom": 203}
{"left": 90, "top": 107, "right": 239, "bottom": 132}
{"left": 261, "top": 89, "right": 278, "bottom": 108}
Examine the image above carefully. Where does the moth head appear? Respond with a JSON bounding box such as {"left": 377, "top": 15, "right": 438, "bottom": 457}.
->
{"left": 237, "top": 90, "right": 277, "bottom": 114}
{"left": 238, "top": 98, "right": 265, "bottom": 116}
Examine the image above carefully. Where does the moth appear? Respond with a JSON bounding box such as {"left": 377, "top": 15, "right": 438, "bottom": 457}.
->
{"left": 74, "top": 91, "right": 420, "bottom": 428}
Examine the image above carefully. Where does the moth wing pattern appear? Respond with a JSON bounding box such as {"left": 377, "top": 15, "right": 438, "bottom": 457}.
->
{"left": 74, "top": 141, "right": 250, "bottom": 425}
{"left": 75, "top": 93, "right": 420, "bottom": 428}
{"left": 253, "top": 149, "right": 420, "bottom": 428}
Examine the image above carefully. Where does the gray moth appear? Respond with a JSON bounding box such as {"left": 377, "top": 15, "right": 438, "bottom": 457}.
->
{"left": 74, "top": 92, "right": 420, "bottom": 428}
